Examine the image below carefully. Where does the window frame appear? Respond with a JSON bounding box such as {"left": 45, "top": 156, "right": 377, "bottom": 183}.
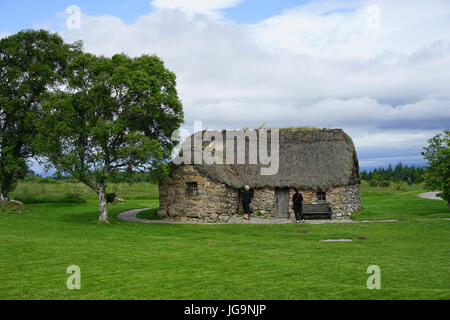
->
{"left": 317, "top": 191, "right": 326, "bottom": 202}
{"left": 186, "top": 182, "right": 198, "bottom": 196}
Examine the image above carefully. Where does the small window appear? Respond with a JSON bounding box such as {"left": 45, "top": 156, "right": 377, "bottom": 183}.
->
{"left": 317, "top": 192, "right": 326, "bottom": 202}
{"left": 186, "top": 182, "right": 198, "bottom": 196}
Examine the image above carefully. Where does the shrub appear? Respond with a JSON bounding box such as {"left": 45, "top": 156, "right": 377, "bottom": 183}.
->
{"left": 106, "top": 192, "right": 116, "bottom": 203}
{"left": 369, "top": 180, "right": 378, "bottom": 187}
{"left": 23, "top": 176, "right": 42, "bottom": 183}
{"left": 379, "top": 181, "right": 390, "bottom": 188}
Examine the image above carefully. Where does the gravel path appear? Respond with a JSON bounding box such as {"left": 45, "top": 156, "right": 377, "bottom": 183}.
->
{"left": 117, "top": 208, "right": 398, "bottom": 225}
{"left": 418, "top": 192, "right": 443, "bottom": 200}
{"left": 117, "top": 208, "right": 154, "bottom": 223}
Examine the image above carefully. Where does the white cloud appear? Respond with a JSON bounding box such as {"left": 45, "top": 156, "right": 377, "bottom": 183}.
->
{"left": 150, "top": 0, "right": 244, "bottom": 16}
{"left": 359, "top": 155, "right": 427, "bottom": 169}
{"left": 251, "top": 0, "right": 450, "bottom": 58}
{"left": 56, "top": 0, "right": 450, "bottom": 168}
{"left": 353, "top": 130, "right": 435, "bottom": 150}
{"left": 0, "top": 32, "right": 11, "bottom": 39}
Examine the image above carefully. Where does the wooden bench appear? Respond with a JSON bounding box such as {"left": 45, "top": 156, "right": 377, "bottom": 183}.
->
{"left": 302, "top": 203, "right": 332, "bottom": 220}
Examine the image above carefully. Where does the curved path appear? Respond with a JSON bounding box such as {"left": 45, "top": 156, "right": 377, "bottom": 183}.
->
{"left": 418, "top": 192, "right": 443, "bottom": 200}
{"left": 117, "top": 208, "right": 398, "bottom": 225}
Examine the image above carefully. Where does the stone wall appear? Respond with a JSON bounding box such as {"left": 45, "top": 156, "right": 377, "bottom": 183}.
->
{"left": 335, "top": 184, "right": 362, "bottom": 219}
{"left": 158, "top": 165, "right": 239, "bottom": 223}
{"left": 306, "top": 185, "right": 362, "bottom": 219}
{"left": 239, "top": 187, "right": 276, "bottom": 218}
{"left": 291, "top": 186, "right": 361, "bottom": 219}
{"left": 159, "top": 165, "right": 362, "bottom": 222}
{"left": 326, "top": 186, "right": 346, "bottom": 219}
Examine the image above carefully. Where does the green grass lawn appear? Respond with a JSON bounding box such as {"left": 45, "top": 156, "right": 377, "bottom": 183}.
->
{"left": 0, "top": 181, "right": 449, "bottom": 300}
{"left": 136, "top": 208, "right": 164, "bottom": 220}
{"left": 354, "top": 181, "right": 449, "bottom": 221}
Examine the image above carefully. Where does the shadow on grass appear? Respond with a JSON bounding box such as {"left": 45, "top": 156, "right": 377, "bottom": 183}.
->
{"left": 135, "top": 208, "right": 164, "bottom": 220}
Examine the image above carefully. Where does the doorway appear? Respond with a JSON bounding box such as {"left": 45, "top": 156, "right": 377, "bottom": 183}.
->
{"left": 275, "top": 188, "right": 290, "bottom": 218}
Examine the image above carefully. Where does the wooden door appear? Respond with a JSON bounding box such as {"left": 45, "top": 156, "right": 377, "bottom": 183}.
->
{"left": 275, "top": 188, "right": 290, "bottom": 218}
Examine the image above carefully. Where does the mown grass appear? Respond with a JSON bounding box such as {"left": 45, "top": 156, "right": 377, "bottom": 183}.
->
{"left": 0, "top": 181, "right": 449, "bottom": 300}
{"left": 136, "top": 208, "right": 163, "bottom": 220}
{"left": 354, "top": 181, "right": 448, "bottom": 220}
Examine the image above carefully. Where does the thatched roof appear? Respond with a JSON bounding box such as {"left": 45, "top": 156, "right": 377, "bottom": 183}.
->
{"left": 173, "top": 128, "right": 360, "bottom": 191}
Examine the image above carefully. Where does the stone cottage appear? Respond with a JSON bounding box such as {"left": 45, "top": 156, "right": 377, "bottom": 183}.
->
{"left": 158, "top": 128, "right": 362, "bottom": 222}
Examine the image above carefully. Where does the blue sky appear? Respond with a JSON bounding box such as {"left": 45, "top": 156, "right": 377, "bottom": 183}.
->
{"left": 1, "top": 0, "right": 450, "bottom": 173}
{"left": 224, "top": 0, "right": 310, "bottom": 23}
{"left": 0, "top": 0, "right": 312, "bottom": 33}
{"left": 0, "top": 0, "right": 154, "bottom": 32}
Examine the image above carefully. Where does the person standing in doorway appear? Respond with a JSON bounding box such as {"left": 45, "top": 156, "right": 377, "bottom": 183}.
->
{"left": 242, "top": 185, "right": 253, "bottom": 220}
{"left": 293, "top": 188, "right": 304, "bottom": 223}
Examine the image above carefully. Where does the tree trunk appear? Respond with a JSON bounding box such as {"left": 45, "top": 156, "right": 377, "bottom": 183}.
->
{"left": 0, "top": 192, "right": 9, "bottom": 203}
{"left": 97, "top": 185, "right": 109, "bottom": 223}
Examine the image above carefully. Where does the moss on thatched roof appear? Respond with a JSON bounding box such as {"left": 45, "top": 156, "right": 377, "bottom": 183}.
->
{"left": 173, "top": 128, "right": 360, "bottom": 191}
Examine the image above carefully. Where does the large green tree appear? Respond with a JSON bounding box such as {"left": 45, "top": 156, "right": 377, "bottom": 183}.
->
{"left": 422, "top": 130, "right": 450, "bottom": 209}
{"left": 0, "top": 30, "right": 80, "bottom": 201}
{"left": 37, "top": 53, "right": 183, "bottom": 223}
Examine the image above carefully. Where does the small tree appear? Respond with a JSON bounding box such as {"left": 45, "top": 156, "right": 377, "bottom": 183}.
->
{"left": 37, "top": 53, "right": 183, "bottom": 223}
{"left": 422, "top": 130, "right": 450, "bottom": 209}
{"left": 0, "top": 30, "right": 80, "bottom": 201}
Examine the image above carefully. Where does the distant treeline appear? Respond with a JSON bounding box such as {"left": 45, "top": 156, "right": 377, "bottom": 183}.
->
{"left": 360, "top": 163, "right": 427, "bottom": 184}
{"left": 25, "top": 163, "right": 428, "bottom": 185}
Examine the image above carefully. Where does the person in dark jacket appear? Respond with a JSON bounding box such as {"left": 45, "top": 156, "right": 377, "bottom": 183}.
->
{"left": 242, "top": 185, "right": 253, "bottom": 220}
{"left": 292, "top": 188, "right": 304, "bottom": 223}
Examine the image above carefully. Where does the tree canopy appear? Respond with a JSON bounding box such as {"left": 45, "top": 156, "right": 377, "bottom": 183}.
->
{"left": 0, "top": 29, "right": 81, "bottom": 201}
{"left": 422, "top": 130, "right": 450, "bottom": 208}
{"left": 36, "top": 52, "right": 184, "bottom": 222}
